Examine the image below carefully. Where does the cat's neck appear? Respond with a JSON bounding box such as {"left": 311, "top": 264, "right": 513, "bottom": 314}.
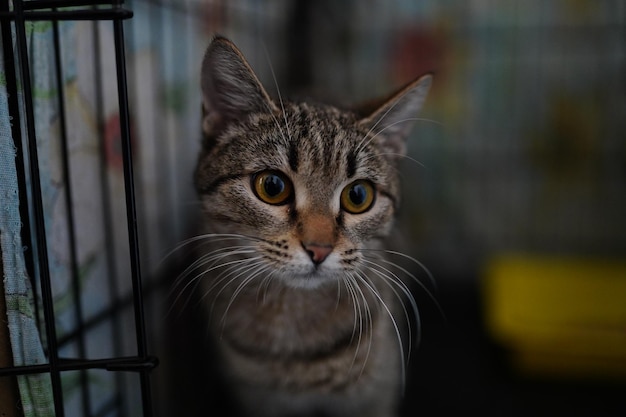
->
{"left": 212, "top": 278, "right": 379, "bottom": 358}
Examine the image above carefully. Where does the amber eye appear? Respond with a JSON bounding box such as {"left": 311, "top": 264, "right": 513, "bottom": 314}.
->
{"left": 340, "top": 180, "right": 375, "bottom": 214}
{"left": 252, "top": 171, "right": 293, "bottom": 205}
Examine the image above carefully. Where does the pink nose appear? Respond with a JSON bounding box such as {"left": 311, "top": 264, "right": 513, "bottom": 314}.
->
{"left": 302, "top": 243, "right": 333, "bottom": 265}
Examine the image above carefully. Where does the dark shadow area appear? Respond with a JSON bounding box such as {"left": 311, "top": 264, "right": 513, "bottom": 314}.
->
{"left": 403, "top": 280, "right": 626, "bottom": 417}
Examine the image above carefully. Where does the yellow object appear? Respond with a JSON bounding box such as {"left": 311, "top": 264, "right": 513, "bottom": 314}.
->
{"left": 483, "top": 254, "right": 626, "bottom": 379}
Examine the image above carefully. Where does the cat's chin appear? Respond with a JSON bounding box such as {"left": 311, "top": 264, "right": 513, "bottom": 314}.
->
{"left": 278, "top": 271, "right": 341, "bottom": 290}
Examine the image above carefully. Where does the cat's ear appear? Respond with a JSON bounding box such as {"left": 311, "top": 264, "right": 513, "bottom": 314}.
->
{"left": 201, "top": 36, "right": 277, "bottom": 134}
{"left": 357, "top": 74, "right": 432, "bottom": 158}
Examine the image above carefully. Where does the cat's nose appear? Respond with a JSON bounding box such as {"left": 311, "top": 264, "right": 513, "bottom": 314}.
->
{"left": 302, "top": 242, "right": 333, "bottom": 265}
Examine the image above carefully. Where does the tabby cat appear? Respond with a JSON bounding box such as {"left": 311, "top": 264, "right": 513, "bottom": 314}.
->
{"left": 187, "top": 36, "right": 432, "bottom": 417}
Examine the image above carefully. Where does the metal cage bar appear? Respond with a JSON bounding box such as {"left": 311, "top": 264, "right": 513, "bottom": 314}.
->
{"left": 0, "top": 1, "right": 156, "bottom": 416}
{"left": 51, "top": 16, "right": 92, "bottom": 415}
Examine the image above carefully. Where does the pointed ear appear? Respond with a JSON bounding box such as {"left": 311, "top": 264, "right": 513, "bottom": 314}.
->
{"left": 357, "top": 74, "right": 432, "bottom": 158}
{"left": 201, "top": 36, "right": 277, "bottom": 134}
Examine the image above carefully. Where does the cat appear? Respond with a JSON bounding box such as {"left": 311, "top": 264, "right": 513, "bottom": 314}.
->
{"left": 184, "top": 36, "right": 432, "bottom": 417}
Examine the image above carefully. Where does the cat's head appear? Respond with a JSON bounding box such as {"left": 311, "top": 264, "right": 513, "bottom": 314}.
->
{"left": 195, "top": 36, "right": 431, "bottom": 289}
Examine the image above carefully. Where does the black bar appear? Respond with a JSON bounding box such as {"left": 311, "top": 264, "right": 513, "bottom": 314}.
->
{"left": 112, "top": 15, "right": 155, "bottom": 417}
{"left": 0, "top": 355, "right": 159, "bottom": 377}
{"left": 12, "top": 0, "right": 65, "bottom": 414}
{"left": 93, "top": 14, "right": 128, "bottom": 413}
{"left": 0, "top": 8, "right": 133, "bottom": 21}
{"left": 62, "top": 356, "right": 159, "bottom": 372}
{"left": 52, "top": 18, "right": 93, "bottom": 416}
{"left": 23, "top": 0, "right": 124, "bottom": 10}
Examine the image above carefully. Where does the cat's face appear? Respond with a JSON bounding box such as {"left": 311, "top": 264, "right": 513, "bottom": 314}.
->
{"left": 195, "top": 37, "right": 431, "bottom": 289}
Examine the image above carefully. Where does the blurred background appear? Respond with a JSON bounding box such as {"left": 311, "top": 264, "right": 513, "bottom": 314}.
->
{"left": 125, "top": 0, "right": 626, "bottom": 275}
{"left": 1, "top": 0, "right": 624, "bottom": 416}
{"left": 125, "top": 1, "right": 626, "bottom": 415}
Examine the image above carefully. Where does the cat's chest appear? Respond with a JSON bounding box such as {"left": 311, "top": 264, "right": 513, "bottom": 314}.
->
{"left": 214, "top": 282, "right": 377, "bottom": 358}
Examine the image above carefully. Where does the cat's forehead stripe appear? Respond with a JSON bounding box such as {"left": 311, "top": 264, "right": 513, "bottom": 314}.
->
{"left": 288, "top": 140, "right": 299, "bottom": 173}
{"left": 284, "top": 103, "right": 368, "bottom": 180}
{"left": 346, "top": 151, "right": 357, "bottom": 179}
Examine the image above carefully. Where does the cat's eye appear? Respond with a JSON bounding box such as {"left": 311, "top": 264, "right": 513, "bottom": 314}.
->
{"left": 252, "top": 171, "right": 293, "bottom": 205}
{"left": 340, "top": 180, "right": 375, "bottom": 214}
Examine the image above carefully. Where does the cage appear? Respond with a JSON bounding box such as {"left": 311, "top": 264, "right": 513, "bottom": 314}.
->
{"left": 0, "top": 1, "right": 155, "bottom": 416}
{"left": 1, "top": 1, "right": 625, "bottom": 416}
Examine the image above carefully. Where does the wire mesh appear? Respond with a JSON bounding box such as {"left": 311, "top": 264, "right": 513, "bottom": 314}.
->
{"left": 0, "top": 1, "right": 156, "bottom": 416}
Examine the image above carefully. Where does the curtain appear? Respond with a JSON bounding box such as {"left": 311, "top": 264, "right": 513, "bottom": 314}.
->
{"left": 0, "top": 21, "right": 55, "bottom": 417}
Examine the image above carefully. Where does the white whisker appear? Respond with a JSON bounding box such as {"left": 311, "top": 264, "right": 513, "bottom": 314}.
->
{"left": 363, "top": 152, "right": 426, "bottom": 169}
{"left": 262, "top": 43, "right": 292, "bottom": 146}
{"left": 358, "top": 117, "right": 442, "bottom": 157}
{"left": 345, "top": 274, "right": 373, "bottom": 381}
{"left": 342, "top": 276, "right": 361, "bottom": 372}
{"left": 170, "top": 246, "right": 258, "bottom": 296}
{"left": 220, "top": 262, "right": 272, "bottom": 330}
{"left": 167, "top": 253, "right": 261, "bottom": 318}
{"left": 356, "top": 90, "right": 411, "bottom": 155}
{"left": 204, "top": 260, "right": 267, "bottom": 321}
{"left": 360, "top": 259, "right": 421, "bottom": 357}
{"left": 352, "top": 270, "right": 407, "bottom": 392}
{"left": 160, "top": 233, "right": 262, "bottom": 266}
{"left": 361, "top": 249, "right": 446, "bottom": 322}
{"left": 256, "top": 270, "right": 278, "bottom": 304}
{"left": 360, "top": 249, "right": 438, "bottom": 290}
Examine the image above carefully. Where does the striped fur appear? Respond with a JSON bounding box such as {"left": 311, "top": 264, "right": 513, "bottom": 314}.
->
{"left": 187, "top": 37, "right": 432, "bottom": 417}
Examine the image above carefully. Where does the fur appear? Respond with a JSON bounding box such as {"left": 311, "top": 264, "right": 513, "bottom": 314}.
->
{"left": 182, "top": 36, "right": 432, "bottom": 417}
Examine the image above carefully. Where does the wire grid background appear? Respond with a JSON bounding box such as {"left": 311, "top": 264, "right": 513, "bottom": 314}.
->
{"left": 0, "top": 0, "right": 624, "bottom": 416}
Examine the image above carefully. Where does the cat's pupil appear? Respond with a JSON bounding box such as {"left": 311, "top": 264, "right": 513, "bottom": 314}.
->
{"left": 349, "top": 184, "right": 367, "bottom": 205}
{"left": 264, "top": 174, "right": 285, "bottom": 197}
